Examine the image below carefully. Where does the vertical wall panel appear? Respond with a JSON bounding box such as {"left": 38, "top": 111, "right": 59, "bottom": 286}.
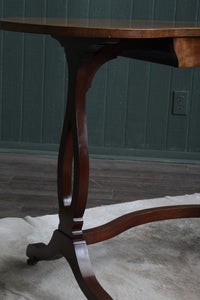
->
{"left": 68, "top": 0, "right": 90, "bottom": 18}
{"left": 125, "top": 0, "right": 155, "bottom": 148}
{"left": 1, "top": 0, "right": 25, "bottom": 142}
{"left": 154, "top": 0, "right": 176, "bottom": 21}
{"left": 166, "top": 0, "right": 198, "bottom": 152}
{"left": 22, "top": 1, "right": 46, "bottom": 143}
{"left": 104, "top": 57, "right": 130, "bottom": 147}
{"left": 167, "top": 69, "right": 193, "bottom": 151}
{"left": 187, "top": 6, "right": 200, "bottom": 153}
{"left": 145, "top": 67, "right": 172, "bottom": 150}
{"left": 89, "top": 0, "right": 111, "bottom": 19}
{"left": 109, "top": 0, "right": 133, "bottom": 20}
{"left": 104, "top": 0, "right": 133, "bottom": 147}
{"left": 42, "top": 0, "right": 68, "bottom": 144}
{"left": 125, "top": 60, "right": 150, "bottom": 149}
{"left": 0, "top": 0, "right": 4, "bottom": 138}
{"left": 87, "top": 0, "right": 111, "bottom": 146}
{"left": 188, "top": 69, "right": 200, "bottom": 152}
{"left": 175, "top": 0, "right": 199, "bottom": 21}
{"left": 132, "top": 0, "right": 155, "bottom": 20}
{"left": 145, "top": 0, "right": 176, "bottom": 150}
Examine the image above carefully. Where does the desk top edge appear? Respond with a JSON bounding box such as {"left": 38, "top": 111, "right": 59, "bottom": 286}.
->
{"left": 1, "top": 18, "right": 200, "bottom": 38}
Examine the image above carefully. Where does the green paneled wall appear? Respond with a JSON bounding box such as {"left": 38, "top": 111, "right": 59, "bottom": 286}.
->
{"left": 1, "top": 0, "right": 200, "bottom": 162}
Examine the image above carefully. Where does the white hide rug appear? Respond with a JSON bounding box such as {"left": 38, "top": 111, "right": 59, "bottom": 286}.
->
{"left": 0, "top": 194, "right": 200, "bottom": 300}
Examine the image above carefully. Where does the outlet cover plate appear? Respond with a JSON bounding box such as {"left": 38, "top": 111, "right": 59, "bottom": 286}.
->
{"left": 173, "top": 91, "right": 189, "bottom": 115}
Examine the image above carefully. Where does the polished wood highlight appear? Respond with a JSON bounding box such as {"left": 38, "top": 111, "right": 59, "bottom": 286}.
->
{"left": 174, "top": 37, "right": 200, "bottom": 67}
{"left": 1, "top": 18, "right": 200, "bottom": 299}
{"left": 84, "top": 205, "right": 200, "bottom": 245}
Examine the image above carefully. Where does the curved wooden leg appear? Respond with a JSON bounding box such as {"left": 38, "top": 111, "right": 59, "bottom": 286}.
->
{"left": 68, "top": 242, "right": 113, "bottom": 300}
{"left": 27, "top": 229, "right": 113, "bottom": 299}
{"left": 53, "top": 230, "right": 113, "bottom": 300}
{"left": 26, "top": 38, "right": 118, "bottom": 299}
{"left": 84, "top": 204, "right": 200, "bottom": 245}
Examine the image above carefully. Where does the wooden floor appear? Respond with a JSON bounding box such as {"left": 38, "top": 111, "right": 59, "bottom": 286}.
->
{"left": 0, "top": 152, "right": 200, "bottom": 218}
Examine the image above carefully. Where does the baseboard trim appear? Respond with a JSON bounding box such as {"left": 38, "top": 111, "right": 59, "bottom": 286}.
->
{"left": 89, "top": 146, "right": 200, "bottom": 164}
{"left": 0, "top": 142, "right": 200, "bottom": 164}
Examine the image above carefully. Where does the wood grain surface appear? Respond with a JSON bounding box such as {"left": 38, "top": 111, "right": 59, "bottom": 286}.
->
{"left": 1, "top": 18, "right": 200, "bottom": 38}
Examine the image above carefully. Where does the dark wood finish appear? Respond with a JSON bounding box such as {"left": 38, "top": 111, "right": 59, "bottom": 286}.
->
{"left": 27, "top": 229, "right": 112, "bottom": 300}
{"left": 0, "top": 18, "right": 200, "bottom": 299}
{"left": 84, "top": 205, "right": 200, "bottom": 245}
{"left": 55, "top": 36, "right": 120, "bottom": 240}
{"left": 120, "top": 38, "right": 179, "bottom": 67}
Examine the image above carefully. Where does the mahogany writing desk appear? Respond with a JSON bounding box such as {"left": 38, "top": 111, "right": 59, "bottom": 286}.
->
{"left": 0, "top": 18, "right": 200, "bottom": 299}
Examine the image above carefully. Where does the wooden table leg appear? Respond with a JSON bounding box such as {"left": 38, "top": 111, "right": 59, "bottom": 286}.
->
{"left": 26, "top": 37, "right": 118, "bottom": 300}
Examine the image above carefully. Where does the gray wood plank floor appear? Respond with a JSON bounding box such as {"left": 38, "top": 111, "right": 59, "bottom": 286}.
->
{"left": 0, "top": 152, "right": 200, "bottom": 218}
